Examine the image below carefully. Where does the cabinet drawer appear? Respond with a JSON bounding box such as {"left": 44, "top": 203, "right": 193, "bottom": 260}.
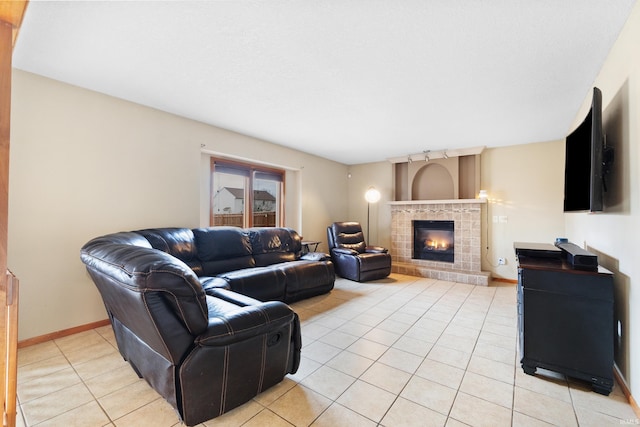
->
{"left": 520, "top": 268, "right": 613, "bottom": 302}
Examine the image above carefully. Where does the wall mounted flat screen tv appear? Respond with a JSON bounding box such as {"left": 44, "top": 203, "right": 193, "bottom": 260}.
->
{"left": 563, "top": 87, "right": 605, "bottom": 212}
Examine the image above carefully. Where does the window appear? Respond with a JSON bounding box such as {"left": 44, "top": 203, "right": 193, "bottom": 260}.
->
{"left": 210, "top": 158, "right": 284, "bottom": 227}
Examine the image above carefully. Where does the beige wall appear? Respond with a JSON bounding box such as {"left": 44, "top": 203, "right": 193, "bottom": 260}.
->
{"left": 481, "top": 141, "right": 566, "bottom": 279}
{"left": 9, "top": 70, "right": 348, "bottom": 340}
{"left": 564, "top": 1, "right": 640, "bottom": 394}
{"left": 346, "top": 161, "right": 393, "bottom": 249}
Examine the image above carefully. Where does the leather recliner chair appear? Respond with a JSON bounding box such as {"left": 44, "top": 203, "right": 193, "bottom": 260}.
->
{"left": 327, "top": 222, "right": 392, "bottom": 282}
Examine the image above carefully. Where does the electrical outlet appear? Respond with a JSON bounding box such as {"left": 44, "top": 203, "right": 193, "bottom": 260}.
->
{"left": 498, "top": 257, "right": 506, "bottom": 265}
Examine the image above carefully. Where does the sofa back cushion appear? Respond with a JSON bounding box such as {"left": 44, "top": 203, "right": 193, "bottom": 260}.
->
{"left": 135, "top": 228, "right": 203, "bottom": 275}
{"left": 329, "top": 222, "right": 366, "bottom": 253}
{"left": 193, "top": 227, "right": 255, "bottom": 275}
{"left": 249, "top": 227, "right": 301, "bottom": 266}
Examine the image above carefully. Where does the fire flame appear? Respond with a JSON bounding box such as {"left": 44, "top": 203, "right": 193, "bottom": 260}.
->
{"left": 425, "top": 240, "right": 448, "bottom": 250}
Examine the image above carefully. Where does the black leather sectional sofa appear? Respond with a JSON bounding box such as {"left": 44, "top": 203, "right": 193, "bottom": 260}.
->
{"left": 80, "top": 226, "right": 334, "bottom": 425}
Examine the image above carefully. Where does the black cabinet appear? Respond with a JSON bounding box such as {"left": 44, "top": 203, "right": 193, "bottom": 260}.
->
{"left": 515, "top": 242, "right": 614, "bottom": 395}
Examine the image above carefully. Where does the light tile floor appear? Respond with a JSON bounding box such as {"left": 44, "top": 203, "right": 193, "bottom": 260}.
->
{"left": 16, "top": 274, "right": 639, "bottom": 426}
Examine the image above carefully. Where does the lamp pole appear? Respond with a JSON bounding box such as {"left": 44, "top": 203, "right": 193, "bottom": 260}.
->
{"left": 364, "top": 187, "right": 381, "bottom": 244}
{"left": 367, "top": 201, "right": 371, "bottom": 243}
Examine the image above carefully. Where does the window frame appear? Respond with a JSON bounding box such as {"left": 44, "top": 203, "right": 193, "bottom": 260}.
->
{"left": 210, "top": 157, "right": 285, "bottom": 227}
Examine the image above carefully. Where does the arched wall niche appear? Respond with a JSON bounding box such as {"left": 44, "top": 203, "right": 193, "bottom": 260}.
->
{"left": 412, "top": 163, "right": 455, "bottom": 200}
{"left": 408, "top": 157, "right": 459, "bottom": 200}
{"left": 393, "top": 154, "right": 480, "bottom": 201}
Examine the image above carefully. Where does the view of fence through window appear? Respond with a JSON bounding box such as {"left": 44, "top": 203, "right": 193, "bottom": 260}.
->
{"left": 210, "top": 159, "right": 284, "bottom": 227}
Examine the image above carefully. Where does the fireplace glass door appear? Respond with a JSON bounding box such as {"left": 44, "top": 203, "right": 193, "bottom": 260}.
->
{"left": 413, "top": 220, "right": 454, "bottom": 262}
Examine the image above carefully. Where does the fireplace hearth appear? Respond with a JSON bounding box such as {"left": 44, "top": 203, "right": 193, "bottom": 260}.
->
{"left": 413, "top": 220, "right": 454, "bottom": 262}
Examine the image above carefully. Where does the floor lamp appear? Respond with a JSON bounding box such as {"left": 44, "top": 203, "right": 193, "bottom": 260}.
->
{"left": 364, "top": 186, "right": 381, "bottom": 243}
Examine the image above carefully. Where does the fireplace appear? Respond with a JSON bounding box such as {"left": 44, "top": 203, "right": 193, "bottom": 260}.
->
{"left": 413, "top": 220, "right": 454, "bottom": 262}
{"left": 390, "top": 200, "right": 490, "bottom": 286}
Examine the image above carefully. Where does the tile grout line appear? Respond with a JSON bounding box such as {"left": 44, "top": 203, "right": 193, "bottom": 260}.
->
{"left": 298, "top": 276, "right": 448, "bottom": 426}
{"left": 441, "top": 283, "right": 497, "bottom": 424}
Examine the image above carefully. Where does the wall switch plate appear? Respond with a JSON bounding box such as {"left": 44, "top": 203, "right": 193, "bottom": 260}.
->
{"left": 498, "top": 257, "right": 506, "bottom": 265}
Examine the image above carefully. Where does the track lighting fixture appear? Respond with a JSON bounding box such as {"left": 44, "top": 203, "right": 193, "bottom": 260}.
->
{"left": 387, "top": 146, "right": 485, "bottom": 164}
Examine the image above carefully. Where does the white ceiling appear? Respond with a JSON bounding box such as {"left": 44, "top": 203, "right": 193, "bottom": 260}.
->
{"left": 12, "top": 1, "right": 636, "bottom": 165}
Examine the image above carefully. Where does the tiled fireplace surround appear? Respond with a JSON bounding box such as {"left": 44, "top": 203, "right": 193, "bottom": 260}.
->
{"left": 390, "top": 199, "right": 490, "bottom": 286}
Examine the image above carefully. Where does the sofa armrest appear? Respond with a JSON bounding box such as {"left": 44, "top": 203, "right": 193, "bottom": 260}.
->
{"left": 300, "top": 252, "right": 331, "bottom": 261}
{"left": 365, "top": 246, "right": 388, "bottom": 254}
{"left": 206, "top": 287, "right": 261, "bottom": 307}
{"left": 199, "top": 276, "right": 231, "bottom": 294}
{"left": 332, "top": 247, "right": 359, "bottom": 256}
{"left": 196, "top": 300, "right": 295, "bottom": 347}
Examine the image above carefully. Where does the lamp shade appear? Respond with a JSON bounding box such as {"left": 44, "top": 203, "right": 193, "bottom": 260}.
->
{"left": 364, "top": 187, "right": 381, "bottom": 203}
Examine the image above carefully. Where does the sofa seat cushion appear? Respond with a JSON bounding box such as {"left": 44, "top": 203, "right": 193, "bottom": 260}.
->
{"left": 215, "top": 267, "right": 287, "bottom": 301}
{"left": 277, "top": 261, "right": 335, "bottom": 302}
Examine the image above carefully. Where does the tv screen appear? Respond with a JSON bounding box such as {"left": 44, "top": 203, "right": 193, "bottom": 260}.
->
{"left": 563, "top": 87, "right": 604, "bottom": 212}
